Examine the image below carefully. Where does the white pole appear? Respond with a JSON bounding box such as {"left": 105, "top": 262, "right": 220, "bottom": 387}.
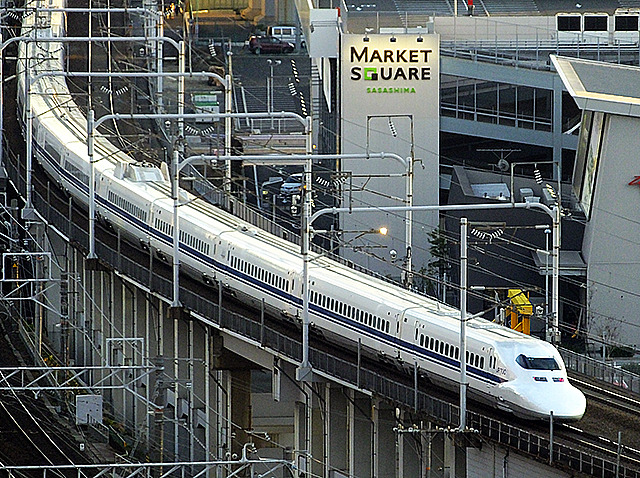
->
{"left": 178, "top": 39, "right": 185, "bottom": 143}
{"left": 459, "top": 217, "right": 468, "bottom": 431}
{"left": 297, "top": 116, "right": 313, "bottom": 382}
{"left": 552, "top": 205, "right": 560, "bottom": 344}
{"left": 225, "top": 71, "right": 232, "bottom": 194}
{"left": 87, "top": 109, "right": 96, "bottom": 259}
{"left": 172, "top": 149, "right": 181, "bottom": 307}
{"left": 405, "top": 156, "right": 413, "bottom": 287}
{"left": 545, "top": 228, "right": 550, "bottom": 320}
{"left": 25, "top": 72, "right": 33, "bottom": 216}
{"left": 157, "top": 16, "right": 164, "bottom": 113}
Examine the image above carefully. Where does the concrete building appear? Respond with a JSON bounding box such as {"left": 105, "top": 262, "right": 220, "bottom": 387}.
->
{"left": 553, "top": 56, "right": 640, "bottom": 350}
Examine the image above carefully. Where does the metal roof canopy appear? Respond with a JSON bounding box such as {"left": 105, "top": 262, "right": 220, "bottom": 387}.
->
{"left": 532, "top": 250, "right": 586, "bottom": 276}
{"left": 551, "top": 55, "right": 640, "bottom": 117}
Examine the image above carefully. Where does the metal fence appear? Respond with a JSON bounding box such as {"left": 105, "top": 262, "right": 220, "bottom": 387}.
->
{"left": 561, "top": 348, "right": 640, "bottom": 395}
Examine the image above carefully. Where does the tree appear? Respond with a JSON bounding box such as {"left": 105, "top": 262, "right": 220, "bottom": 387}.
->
{"left": 425, "top": 227, "right": 450, "bottom": 300}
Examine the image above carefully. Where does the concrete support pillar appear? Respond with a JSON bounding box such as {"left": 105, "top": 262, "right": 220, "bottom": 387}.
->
{"left": 310, "top": 384, "right": 324, "bottom": 478}
{"left": 397, "top": 411, "right": 426, "bottom": 478}
{"left": 443, "top": 434, "right": 457, "bottom": 478}
{"left": 326, "top": 384, "right": 348, "bottom": 477}
{"left": 351, "top": 394, "right": 373, "bottom": 477}
{"left": 378, "top": 403, "right": 396, "bottom": 478}
{"left": 372, "top": 399, "right": 379, "bottom": 478}
{"left": 218, "top": 369, "right": 231, "bottom": 461}
{"left": 294, "top": 395, "right": 309, "bottom": 477}
{"left": 230, "top": 368, "right": 252, "bottom": 458}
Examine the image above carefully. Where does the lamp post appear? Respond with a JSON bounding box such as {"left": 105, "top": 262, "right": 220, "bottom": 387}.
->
{"left": 509, "top": 160, "right": 562, "bottom": 345}
{"left": 266, "top": 59, "right": 281, "bottom": 130}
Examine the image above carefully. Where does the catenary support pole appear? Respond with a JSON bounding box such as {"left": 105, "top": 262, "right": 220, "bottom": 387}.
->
{"left": 459, "top": 217, "right": 468, "bottom": 431}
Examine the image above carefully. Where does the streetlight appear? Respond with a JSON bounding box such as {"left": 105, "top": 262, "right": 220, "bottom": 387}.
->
{"left": 266, "top": 59, "right": 281, "bottom": 129}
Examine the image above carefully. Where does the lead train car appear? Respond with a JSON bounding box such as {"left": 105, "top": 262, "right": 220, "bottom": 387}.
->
{"left": 17, "top": 0, "right": 585, "bottom": 421}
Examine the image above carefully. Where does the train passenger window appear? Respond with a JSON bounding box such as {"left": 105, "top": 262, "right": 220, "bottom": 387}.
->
{"left": 480, "top": 357, "right": 485, "bottom": 369}
{"left": 386, "top": 321, "right": 390, "bottom": 333}
{"left": 430, "top": 338, "right": 434, "bottom": 350}
{"left": 415, "top": 329, "right": 419, "bottom": 340}
{"left": 377, "top": 317, "right": 381, "bottom": 329}
{"left": 616, "top": 15, "right": 638, "bottom": 31}
{"left": 419, "top": 334, "right": 423, "bottom": 346}
{"left": 557, "top": 15, "right": 581, "bottom": 31}
{"left": 455, "top": 347, "right": 459, "bottom": 360}
{"left": 444, "top": 343, "right": 449, "bottom": 356}
{"left": 584, "top": 15, "right": 607, "bottom": 31}
{"left": 515, "top": 354, "right": 560, "bottom": 370}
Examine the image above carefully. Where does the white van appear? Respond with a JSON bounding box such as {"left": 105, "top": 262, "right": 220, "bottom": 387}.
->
{"left": 268, "top": 25, "right": 305, "bottom": 48}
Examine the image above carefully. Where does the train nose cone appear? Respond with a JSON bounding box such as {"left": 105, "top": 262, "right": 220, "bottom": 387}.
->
{"left": 543, "top": 384, "right": 586, "bottom": 421}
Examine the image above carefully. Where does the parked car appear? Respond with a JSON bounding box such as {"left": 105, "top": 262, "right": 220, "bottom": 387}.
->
{"left": 267, "top": 25, "right": 306, "bottom": 48}
{"left": 279, "top": 173, "right": 303, "bottom": 203}
{"left": 247, "top": 35, "right": 295, "bottom": 55}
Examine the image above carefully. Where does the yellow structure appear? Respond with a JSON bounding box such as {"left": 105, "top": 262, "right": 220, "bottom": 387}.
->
{"left": 507, "top": 289, "right": 533, "bottom": 335}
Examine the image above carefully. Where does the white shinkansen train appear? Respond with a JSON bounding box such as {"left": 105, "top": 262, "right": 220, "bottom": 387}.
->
{"left": 17, "top": 0, "right": 586, "bottom": 421}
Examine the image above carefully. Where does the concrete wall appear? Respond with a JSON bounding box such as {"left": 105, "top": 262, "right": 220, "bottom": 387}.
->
{"left": 467, "top": 444, "right": 571, "bottom": 478}
{"left": 582, "top": 113, "right": 640, "bottom": 348}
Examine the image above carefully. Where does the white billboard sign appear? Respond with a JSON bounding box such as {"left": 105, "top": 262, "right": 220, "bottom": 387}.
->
{"left": 340, "top": 33, "right": 440, "bottom": 278}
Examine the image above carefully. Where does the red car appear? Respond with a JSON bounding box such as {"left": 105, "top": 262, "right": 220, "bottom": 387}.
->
{"left": 247, "top": 35, "right": 295, "bottom": 55}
